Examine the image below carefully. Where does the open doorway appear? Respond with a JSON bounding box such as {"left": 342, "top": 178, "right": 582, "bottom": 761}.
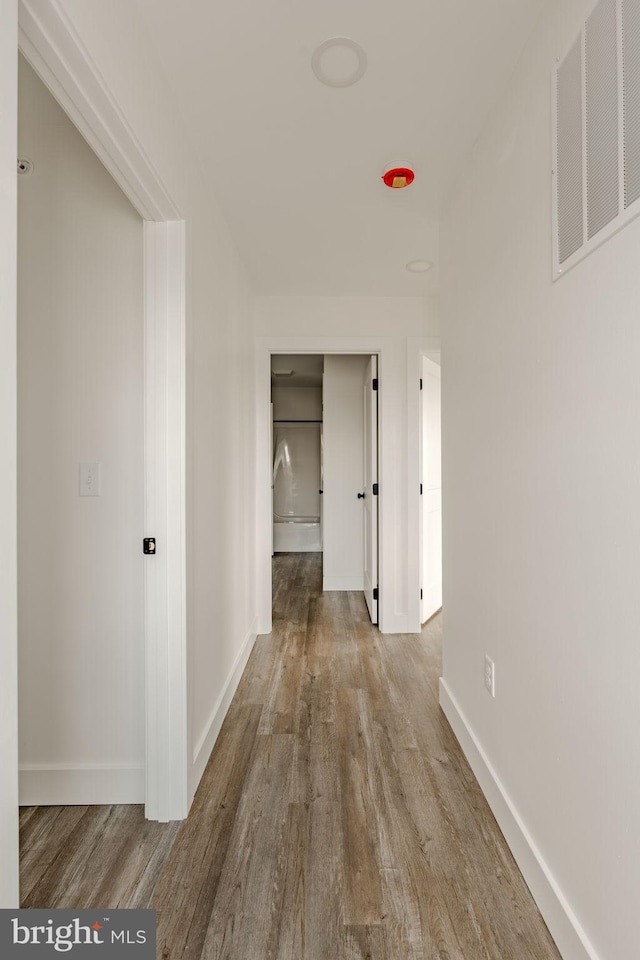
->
{"left": 269, "top": 353, "right": 379, "bottom": 626}
{"left": 1, "top": 6, "right": 187, "bottom": 901}
{"left": 17, "top": 56, "right": 146, "bottom": 806}
{"left": 16, "top": 5, "right": 190, "bottom": 826}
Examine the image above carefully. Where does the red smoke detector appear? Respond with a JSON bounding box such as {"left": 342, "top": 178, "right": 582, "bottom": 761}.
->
{"left": 382, "top": 166, "right": 415, "bottom": 189}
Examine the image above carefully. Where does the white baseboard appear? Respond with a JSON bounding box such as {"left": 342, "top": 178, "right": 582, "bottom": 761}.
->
{"left": 322, "top": 576, "right": 365, "bottom": 591}
{"left": 19, "top": 763, "right": 145, "bottom": 806}
{"left": 439, "top": 679, "right": 601, "bottom": 960}
{"left": 190, "top": 618, "right": 259, "bottom": 799}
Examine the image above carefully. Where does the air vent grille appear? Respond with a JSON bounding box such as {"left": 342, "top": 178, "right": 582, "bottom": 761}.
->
{"left": 585, "top": 0, "right": 619, "bottom": 239}
{"left": 557, "top": 39, "right": 584, "bottom": 263}
{"left": 623, "top": 0, "right": 640, "bottom": 208}
{"left": 554, "top": 0, "right": 640, "bottom": 277}
{"left": 557, "top": 43, "right": 584, "bottom": 263}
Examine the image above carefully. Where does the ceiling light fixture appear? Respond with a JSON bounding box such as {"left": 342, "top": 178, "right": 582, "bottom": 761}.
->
{"left": 406, "top": 260, "right": 433, "bottom": 273}
{"left": 311, "top": 38, "right": 368, "bottom": 88}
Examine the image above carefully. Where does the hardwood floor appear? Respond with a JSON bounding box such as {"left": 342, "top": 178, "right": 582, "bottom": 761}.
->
{"left": 20, "top": 552, "right": 561, "bottom": 959}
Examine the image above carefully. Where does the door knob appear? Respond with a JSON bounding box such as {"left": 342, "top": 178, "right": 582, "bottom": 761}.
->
{"left": 358, "top": 492, "right": 365, "bottom": 499}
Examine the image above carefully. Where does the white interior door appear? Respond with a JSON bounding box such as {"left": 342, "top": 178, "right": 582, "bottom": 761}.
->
{"left": 322, "top": 356, "right": 368, "bottom": 590}
{"left": 270, "top": 402, "right": 274, "bottom": 556}
{"left": 363, "top": 356, "right": 378, "bottom": 624}
{"left": 319, "top": 423, "right": 323, "bottom": 549}
{"left": 421, "top": 356, "right": 442, "bottom": 623}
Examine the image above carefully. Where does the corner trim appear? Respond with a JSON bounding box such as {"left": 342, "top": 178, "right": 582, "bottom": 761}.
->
{"left": 190, "top": 620, "right": 259, "bottom": 799}
{"left": 439, "top": 678, "right": 601, "bottom": 960}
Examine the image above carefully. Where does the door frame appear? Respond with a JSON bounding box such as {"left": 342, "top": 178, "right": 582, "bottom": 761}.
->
{"left": 419, "top": 355, "right": 442, "bottom": 624}
{"left": 1, "top": 0, "right": 19, "bottom": 907}
{"left": 407, "top": 337, "right": 441, "bottom": 633}
{"left": 362, "top": 355, "right": 379, "bottom": 625}
{"left": 17, "top": 1, "right": 188, "bottom": 822}
{"left": 257, "top": 338, "right": 390, "bottom": 633}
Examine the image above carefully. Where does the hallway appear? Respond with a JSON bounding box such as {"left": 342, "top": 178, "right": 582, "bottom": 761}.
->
{"left": 20, "top": 553, "right": 560, "bottom": 959}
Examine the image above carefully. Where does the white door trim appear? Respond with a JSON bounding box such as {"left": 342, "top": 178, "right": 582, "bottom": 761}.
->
{"left": 18, "top": 0, "right": 188, "bottom": 821}
{"left": 363, "top": 355, "right": 379, "bottom": 625}
{"left": 0, "top": 0, "right": 19, "bottom": 908}
{"left": 143, "top": 222, "right": 188, "bottom": 821}
{"left": 257, "top": 337, "right": 398, "bottom": 633}
{"left": 407, "top": 337, "right": 441, "bottom": 634}
{"left": 420, "top": 356, "right": 442, "bottom": 624}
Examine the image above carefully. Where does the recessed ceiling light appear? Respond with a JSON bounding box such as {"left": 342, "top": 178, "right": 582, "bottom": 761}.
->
{"left": 406, "top": 260, "right": 433, "bottom": 273}
{"left": 311, "top": 38, "right": 368, "bottom": 88}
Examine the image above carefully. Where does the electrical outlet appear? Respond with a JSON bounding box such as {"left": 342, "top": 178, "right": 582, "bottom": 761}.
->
{"left": 80, "top": 462, "right": 101, "bottom": 497}
{"left": 484, "top": 655, "right": 496, "bottom": 698}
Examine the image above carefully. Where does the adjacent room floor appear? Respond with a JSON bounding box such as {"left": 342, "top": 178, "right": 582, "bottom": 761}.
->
{"left": 20, "top": 553, "right": 561, "bottom": 959}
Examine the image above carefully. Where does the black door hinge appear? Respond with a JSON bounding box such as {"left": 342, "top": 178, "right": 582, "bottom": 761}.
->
{"left": 420, "top": 483, "right": 423, "bottom": 495}
{"left": 372, "top": 378, "right": 378, "bottom": 391}
{"left": 373, "top": 587, "right": 379, "bottom": 601}
{"left": 420, "top": 378, "right": 423, "bottom": 390}
{"left": 143, "top": 537, "right": 156, "bottom": 555}
{"left": 420, "top": 588, "right": 423, "bottom": 599}
{"left": 372, "top": 483, "right": 379, "bottom": 496}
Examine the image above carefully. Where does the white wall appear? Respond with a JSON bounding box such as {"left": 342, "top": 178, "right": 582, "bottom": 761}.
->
{"left": 187, "top": 212, "right": 255, "bottom": 798}
{"left": 440, "top": 2, "right": 640, "bottom": 958}
{"left": 256, "top": 296, "right": 438, "bottom": 340}
{"left": 272, "top": 386, "right": 322, "bottom": 421}
{"left": 16, "top": 0, "right": 257, "bottom": 808}
{"left": 254, "top": 296, "right": 439, "bottom": 633}
{"left": 17, "top": 57, "right": 145, "bottom": 803}
{"left": 323, "top": 355, "right": 368, "bottom": 591}
{"left": 0, "top": 0, "right": 19, "bottom": 909}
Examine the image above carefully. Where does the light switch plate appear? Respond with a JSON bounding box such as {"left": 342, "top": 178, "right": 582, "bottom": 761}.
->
{"left": 80, "top": 462, "right": 101, "bottom": 497}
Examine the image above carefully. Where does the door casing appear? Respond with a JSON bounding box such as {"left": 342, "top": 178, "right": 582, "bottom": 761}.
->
{"left": 420, "top": 355, "right": 442, "bottom": 623}
{"left": 363, "top": 355, "right": 379, "bottom": 625}
{"left": 406, "top": 338, "right": 441, "bottom": 633}
{"left": 256, "top": 338, "right": 390, "bottom": 633}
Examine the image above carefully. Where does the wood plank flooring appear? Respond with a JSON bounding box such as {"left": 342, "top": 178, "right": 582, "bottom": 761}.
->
{"left": 20, "top": 552, "right": 562, "bottom": 960}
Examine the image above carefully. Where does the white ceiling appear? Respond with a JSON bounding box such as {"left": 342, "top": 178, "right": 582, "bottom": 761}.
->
{"left": 133, "top": 0, "right": 545, "bottom": 296}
